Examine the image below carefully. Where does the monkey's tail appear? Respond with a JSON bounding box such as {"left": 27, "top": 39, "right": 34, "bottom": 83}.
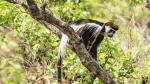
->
{"left": 57, "top": 34, "right": 69, "bottom": 83}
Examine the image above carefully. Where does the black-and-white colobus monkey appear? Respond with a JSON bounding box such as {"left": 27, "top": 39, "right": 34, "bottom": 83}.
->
{"left": 57, "top": 19, "right": 119, "bottom": 83}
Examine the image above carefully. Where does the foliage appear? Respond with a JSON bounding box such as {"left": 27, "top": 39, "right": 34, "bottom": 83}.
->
{"left": 0, "top": 0, "right": 150, "bottom": 84}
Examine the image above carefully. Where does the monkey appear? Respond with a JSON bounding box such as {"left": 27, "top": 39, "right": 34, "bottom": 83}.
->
{"left": 57, "top": 19, "right": 119, "bottom": 83}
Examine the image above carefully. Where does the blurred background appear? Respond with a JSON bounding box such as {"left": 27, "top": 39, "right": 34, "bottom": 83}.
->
{"left": 0, "top": 0, "right": 150, "bottom": 84}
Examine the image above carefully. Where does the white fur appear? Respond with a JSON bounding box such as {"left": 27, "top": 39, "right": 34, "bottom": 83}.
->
{"left": 70, "top": 24, "right": 85, "bottom": 31}
{"left": 104, "top": 26, "right": 112, "bottom": 37}
{"left": 57, "top": 24, "right": 85, "bottom": 58}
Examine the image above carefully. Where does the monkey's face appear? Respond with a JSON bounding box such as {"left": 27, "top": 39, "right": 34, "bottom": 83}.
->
{"left": 103, "top": 22, "right": 119, "bottom": 38}
{"left": 104, "top": 26, "right": 115, "bottom": 38}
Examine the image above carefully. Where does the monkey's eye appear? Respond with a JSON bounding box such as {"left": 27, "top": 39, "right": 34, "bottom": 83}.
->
{"left": 109, "top": 29, "right": 115, "bottom": 33}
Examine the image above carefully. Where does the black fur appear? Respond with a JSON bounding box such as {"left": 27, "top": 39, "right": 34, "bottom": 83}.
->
{"left": 74, "top": 19, "right": 104, "bottom": 26}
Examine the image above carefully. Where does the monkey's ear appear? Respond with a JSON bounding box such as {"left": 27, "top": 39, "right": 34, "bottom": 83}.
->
{"left": 105, "top": 21, "right": 119, "bottom": 31}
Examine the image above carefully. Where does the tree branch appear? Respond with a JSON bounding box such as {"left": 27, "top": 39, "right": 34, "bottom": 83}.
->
{"left": 39, "top": 20, "right": 62, "bottom": 38}
{"left": 4, "top": 0, "right": 116, "bottom": 83}
{"left": 5, "top": 0, "right": 28, "bottom": 9}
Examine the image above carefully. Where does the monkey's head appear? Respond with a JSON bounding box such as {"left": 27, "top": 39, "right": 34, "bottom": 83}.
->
{"left": 103, "top": 22, "right": 119, "bottom": 38}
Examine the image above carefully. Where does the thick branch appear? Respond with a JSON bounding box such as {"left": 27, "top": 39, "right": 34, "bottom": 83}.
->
{"left": 4, "top": 0, "right": 116, "bottom": 83}
{"left": 5, "top": 0, "right": 28, "bottom": 9}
